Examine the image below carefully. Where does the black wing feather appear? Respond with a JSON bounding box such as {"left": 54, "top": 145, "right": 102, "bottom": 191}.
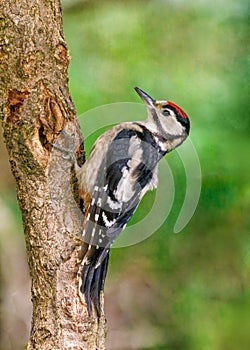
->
{"left": 79, "top": 124, "right": 164, "bottom": 316}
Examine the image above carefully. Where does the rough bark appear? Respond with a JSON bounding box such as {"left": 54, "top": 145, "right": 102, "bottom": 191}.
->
{"left": 0, "top": 1, "right": 106, "bottom": 349}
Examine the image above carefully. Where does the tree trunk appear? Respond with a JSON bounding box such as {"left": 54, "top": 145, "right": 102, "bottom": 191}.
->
{"left": 0, "top": 1, "right": 106, "bottom": 349}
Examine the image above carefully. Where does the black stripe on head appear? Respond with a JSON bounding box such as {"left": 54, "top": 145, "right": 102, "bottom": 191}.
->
{"left": 164, "top": 104, "right": 190, "bottom": 135}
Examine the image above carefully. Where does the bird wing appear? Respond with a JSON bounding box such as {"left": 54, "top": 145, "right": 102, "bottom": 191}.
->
{"left": 79, "top": 124, "right": 163, "bottom": 315}
{"left": 83, "top": 125, "right": 162, "bottom": 262}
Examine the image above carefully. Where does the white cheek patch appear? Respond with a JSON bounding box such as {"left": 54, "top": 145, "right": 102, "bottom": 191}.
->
{"left": 162, "top": 116, "right": 184, "bottom": 136}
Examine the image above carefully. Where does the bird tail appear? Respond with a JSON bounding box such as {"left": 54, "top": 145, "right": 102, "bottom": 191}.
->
{"left": 78, "top": 246, "right": 109, "bottom": 317}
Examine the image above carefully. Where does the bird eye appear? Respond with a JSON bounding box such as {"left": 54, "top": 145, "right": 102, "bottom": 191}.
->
{"left": 162, "top": 109, "right": 170, "bottom": 116}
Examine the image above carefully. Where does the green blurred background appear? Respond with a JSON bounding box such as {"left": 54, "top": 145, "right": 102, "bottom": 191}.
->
{"left": 0, "top": 0, "right": 249, "bottom": 349}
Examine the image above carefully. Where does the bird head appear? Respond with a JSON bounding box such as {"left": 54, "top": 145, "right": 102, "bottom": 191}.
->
{"left": 134, "top": 87, "right": 190, "bottom": 140}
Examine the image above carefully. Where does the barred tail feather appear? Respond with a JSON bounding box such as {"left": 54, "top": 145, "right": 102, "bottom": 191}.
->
{"left": 78, "top": 249, "right": 110, "bottom": 317}
{"left": 91, "top": 252, "right": 109, "bottom": 316}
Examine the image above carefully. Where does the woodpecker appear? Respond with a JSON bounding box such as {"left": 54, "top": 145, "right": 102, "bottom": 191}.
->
{"left": 75, "top": 87, "right": 190, "bottom": 316}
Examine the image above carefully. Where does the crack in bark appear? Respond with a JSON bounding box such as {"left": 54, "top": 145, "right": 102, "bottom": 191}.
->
{"left": 7, "top": 88, "right": 30, "bottom": 123}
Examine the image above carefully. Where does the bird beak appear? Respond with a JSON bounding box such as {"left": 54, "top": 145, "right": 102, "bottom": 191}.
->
{"left": 134, "top": 87, "right": 155, "bottom": 107}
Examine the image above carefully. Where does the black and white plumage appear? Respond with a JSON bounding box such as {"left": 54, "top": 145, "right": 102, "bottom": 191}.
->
{"left": 76, "top": 87, "right": 190, "bottom": 316}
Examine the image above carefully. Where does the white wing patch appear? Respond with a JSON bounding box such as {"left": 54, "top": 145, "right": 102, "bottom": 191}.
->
{"left": 102, "top": 212, "right": 116, "bottom": 228}
{"left": 114, "top": 136, "right": 143, "bottom": 203}
{"left": 106, "top": 195, "right": 122, "bottom": 210}
{"left": 115, "top": 168, "right": 135, "bottom": 202}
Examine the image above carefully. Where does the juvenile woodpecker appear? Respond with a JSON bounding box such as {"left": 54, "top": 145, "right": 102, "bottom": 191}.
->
{"left": 76, "top": 87, "right": 190, "bottom": 316}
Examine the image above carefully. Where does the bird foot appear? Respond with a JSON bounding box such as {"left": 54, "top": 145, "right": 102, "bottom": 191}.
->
{"left": 52, "top": 130, "right": 77, "bottom": 163}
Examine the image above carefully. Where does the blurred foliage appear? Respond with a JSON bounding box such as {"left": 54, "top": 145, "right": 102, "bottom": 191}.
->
{"left": 0, "top": 0, "right": 249, "bottom": 349}
{"left": 62, "top": 1, "right": 250, "bottom": 349}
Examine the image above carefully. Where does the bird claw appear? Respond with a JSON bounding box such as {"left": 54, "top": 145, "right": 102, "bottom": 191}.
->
{"left": 52, "top": 131, "right": 77, "bottom": 163}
